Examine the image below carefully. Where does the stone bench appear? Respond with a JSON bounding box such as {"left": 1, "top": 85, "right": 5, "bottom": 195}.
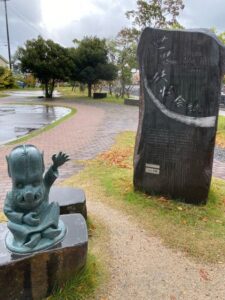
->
{"left": 0, "top": 214, "right": 88, "bottom": 300}
{"left": 49, "top": 186, "right": 87, "bottom": 219}
{"left": 93, "top": 92, "right": 107, "bottom": 99}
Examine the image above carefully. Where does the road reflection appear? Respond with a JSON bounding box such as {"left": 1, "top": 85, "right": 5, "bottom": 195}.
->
{"left": 0, "top": 105, "right": 71, "bottom": 144}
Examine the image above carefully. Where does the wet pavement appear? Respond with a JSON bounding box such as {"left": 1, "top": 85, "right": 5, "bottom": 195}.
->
{"left": 0, "top": 94, "right": 139, "bottom": 208}
{"left": 7, "top": 90, "right": 61, "bottom": 98}
{"left": 0, "top": 104, "right": 71, "bottom": 144}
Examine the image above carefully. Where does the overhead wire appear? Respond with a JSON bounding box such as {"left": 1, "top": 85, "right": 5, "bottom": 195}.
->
{"left": 7, "top": 3, "right": 62, "bottom": 44}
{"left": 0, "top": 1, "right": 65, "bottom": 54}
{"left": 7, "top": 4, "right": 47, "bottom": 38}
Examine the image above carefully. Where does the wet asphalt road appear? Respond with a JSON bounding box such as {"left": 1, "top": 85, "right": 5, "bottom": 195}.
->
{"left": 0, "top": 104, "right": 70, "bottom": 145}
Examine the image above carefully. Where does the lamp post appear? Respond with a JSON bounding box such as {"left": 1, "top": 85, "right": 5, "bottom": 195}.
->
{"left": 1, "top": 0, "right": 12, "bottom": 69}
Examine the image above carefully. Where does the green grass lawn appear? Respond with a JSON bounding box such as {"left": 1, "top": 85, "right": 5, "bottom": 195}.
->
{"left": 57, "top": 86, "right": 124, "bottom": 104}
{"left": 64, "top": 131, "right": 225, "bottom": 263}
{"left": 0, "top": 92, "right": 9, "bottom": 98}
{"left": 217, "top": 115, "right": 225, "bottom": 147}
{"left": 48, "top": 248, "right": 102, "bottom": 300}
{"left": 48, "top": 254, "right": 100, "bottom": 300}
{"left": 48, "top": 215, "right": 107, "bottom": 300}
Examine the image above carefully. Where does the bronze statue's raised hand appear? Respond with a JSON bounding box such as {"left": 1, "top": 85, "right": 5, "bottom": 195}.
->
{"left": 52, "top": 152, "right": 70, "bottom": 171}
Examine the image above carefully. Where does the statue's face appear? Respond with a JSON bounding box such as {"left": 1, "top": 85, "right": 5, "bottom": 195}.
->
{"left": 8, "top": 146, "right": 45, "bottom": 210}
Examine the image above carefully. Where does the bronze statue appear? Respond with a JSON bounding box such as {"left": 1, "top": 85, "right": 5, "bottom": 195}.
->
{"left": 4, "top": 145, "right": 69, "bottom": 254}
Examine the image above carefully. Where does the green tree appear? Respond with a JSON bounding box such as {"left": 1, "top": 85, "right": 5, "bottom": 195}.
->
{"left": 217, "top": 32, "right": 225, "bottom": 85}
{"left": 107, "top": 33, "right": 138, "bottom": 98}
{"left": 24, "top": 74, "right": 36, "bottom": 88}
{"left": 218, "top": 32, "right": 225, "bottom": 44}
{"left": 70, "top": 37, "right": 117, "bottom": 97}
{"left": 16, "top": 36, "right": 72, "bottom": 98}
{"left": 121, "top": 0, "right": 185, "bottom": 41}
{"left": 0, "top": 67, "right": 15, "bottom": 89}
{"left": 112, "top": 1, "right": 184, "bottom": 98}
{"left": 0, "top": 66, "right": 5, "bottom": 77}
{"left": 212, "top": 29, "right": 225, "bottom": 85}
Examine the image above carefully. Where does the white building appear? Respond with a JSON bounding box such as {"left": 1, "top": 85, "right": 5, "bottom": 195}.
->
{"left": 0, "top": 55, "right": 9, "bottom": 68}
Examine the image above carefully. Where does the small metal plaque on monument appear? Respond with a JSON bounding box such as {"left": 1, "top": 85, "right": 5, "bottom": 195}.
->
{"left": 134, "top": 28, "right": 225, "bottom": 204}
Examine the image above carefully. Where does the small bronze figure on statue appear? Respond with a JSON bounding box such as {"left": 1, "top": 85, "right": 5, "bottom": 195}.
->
{"left": 4, "top": 145, "right": 69, "bottom": 254}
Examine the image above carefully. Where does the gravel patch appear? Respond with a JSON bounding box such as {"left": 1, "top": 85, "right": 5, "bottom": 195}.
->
{"left": 88, "top": 199, "right": 225, "bottom": 300}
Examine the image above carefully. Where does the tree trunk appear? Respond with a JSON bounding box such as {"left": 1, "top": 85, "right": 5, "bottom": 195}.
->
{"left": 44, "top": 82, "right": 50, "bottom": 98}
{"left": 49, "top": 79, "right": 55, "bottom": 98}
{"left": 88, "top": 83, "right": 92, "bottom": 98}
{"left": 109, "top": 83, "right": 112, "bottom": 95}
{"left": 121, "top": 81, "right": 125, "bottom": 98}
{"left": 44, "top": 80, "right": 55, "bottom": 99}
{"left": 72, "top": 83, "right": 76, "bottom": 92}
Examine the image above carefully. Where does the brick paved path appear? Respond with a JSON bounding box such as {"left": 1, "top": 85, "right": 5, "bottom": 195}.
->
{"left": 1, "top": 94, "right": 225, "bottom": 209}
{"left": 0, "top": 96, "right": 138, "bottom": 209}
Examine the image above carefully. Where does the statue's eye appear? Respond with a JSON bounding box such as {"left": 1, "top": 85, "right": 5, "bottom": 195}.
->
{"left": 33, "top": 181, "right": 40, "bottom": 187}
{"left": 16, "top": 183, "right": 23, "bottom": 189}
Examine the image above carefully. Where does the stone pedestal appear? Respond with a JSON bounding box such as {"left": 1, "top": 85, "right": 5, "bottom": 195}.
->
{"left": 49, "top": 187, "right": 87, "bottom": 219}
{"left": 0, "top": 214, "right": 88, "bottom": 300}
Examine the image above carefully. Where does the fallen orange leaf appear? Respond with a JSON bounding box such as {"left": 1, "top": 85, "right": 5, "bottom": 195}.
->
{"left": 199, "top": 268, "right": 210, "bottom": 281}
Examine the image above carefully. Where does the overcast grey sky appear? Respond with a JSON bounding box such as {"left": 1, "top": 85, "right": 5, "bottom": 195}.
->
{"left": 0, "top": 0, "right": 225, "bottom": 60}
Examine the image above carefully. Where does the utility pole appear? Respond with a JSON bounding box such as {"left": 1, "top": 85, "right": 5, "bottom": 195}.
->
{"left": 1, "top": 0, "right": 12, "bottom": 69}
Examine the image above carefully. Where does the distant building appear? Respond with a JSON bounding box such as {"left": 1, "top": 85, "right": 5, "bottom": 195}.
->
{"left": 0, "top": 55, "right": 9, "bottom": 68}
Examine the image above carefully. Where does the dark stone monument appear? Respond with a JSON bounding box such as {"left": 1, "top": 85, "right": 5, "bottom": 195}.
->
{"left": 134, "top": 28, "right": 225, "bottom": 204}
{"left": 49, "top": 186, "right": 87, "bottom": 219}
{"left": 0, "top": 214, "right": 88, "bottom": 300}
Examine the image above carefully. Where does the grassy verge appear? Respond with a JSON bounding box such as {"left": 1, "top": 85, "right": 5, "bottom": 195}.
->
{"left": 216, "top": 115, "right": 225, "bottom": 147}
{"left": 5, "top": 103, "right": 76, "bottom": 145}
{"left": 65, "top": 131, "right": 225, "bottom": 263}
{"left": 58, "top": 86, "right": 89, "bottom": 100}
{"left": 0, "top": 212, "right": 107, "bottom": 300}
{"left": 48, "top": 215, "right": 107, "bottom": 300}
{"left": 0, "top": 93, "right": 9, "bottom": 98}
{"left": 48, "top": 254, "right": 101, "bottom": 300}
{"left": 58, "top": 86, "right": 124, "bottom": 104}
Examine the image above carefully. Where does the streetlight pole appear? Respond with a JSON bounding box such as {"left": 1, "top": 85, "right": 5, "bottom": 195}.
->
{"left": 1, "top": 0, "right": 12, "bottom": 69}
